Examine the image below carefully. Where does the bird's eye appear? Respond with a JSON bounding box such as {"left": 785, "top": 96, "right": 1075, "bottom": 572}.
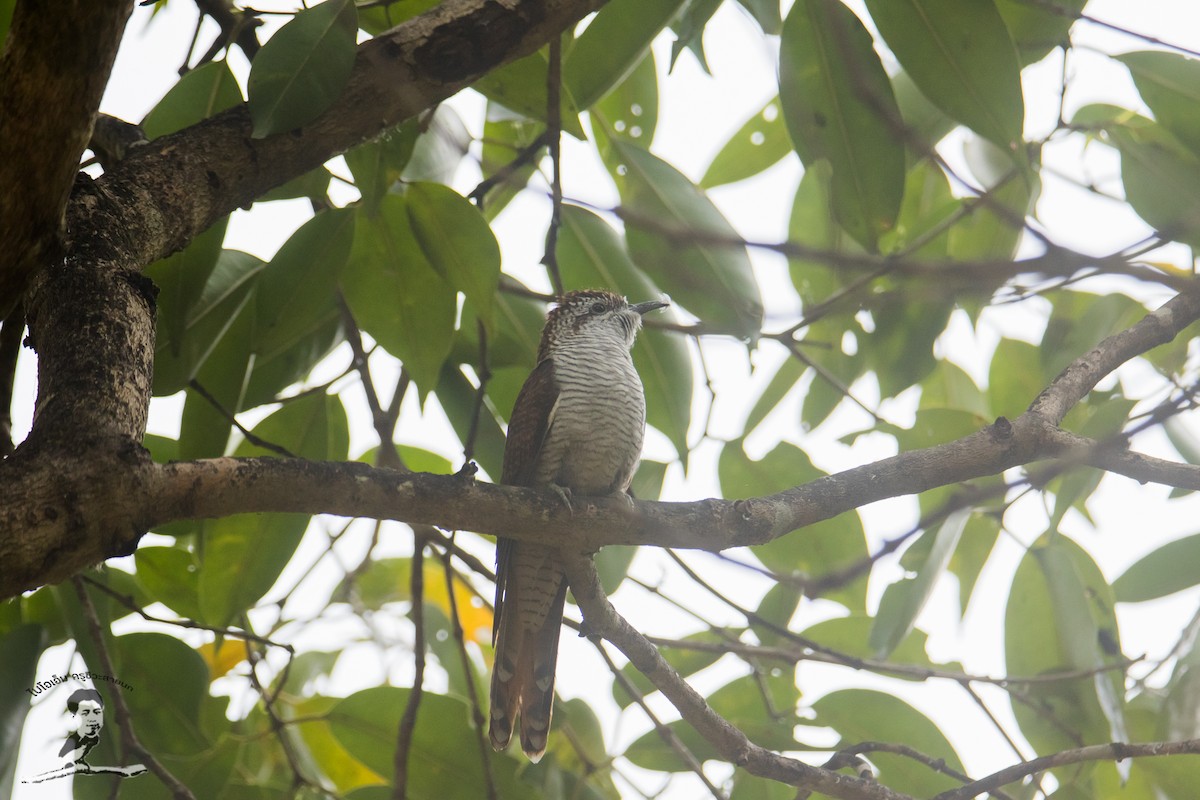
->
{"left": 590, "top": 302, "right": 606, "bottom": 315}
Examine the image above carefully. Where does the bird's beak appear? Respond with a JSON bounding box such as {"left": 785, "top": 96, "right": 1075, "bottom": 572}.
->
{"left": 630, "top": 299, "right": 669, "bottom": 315}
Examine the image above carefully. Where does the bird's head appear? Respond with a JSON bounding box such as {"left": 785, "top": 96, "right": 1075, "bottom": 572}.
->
{"left": 539, "top": 290, "right": 669, "bottom": 358}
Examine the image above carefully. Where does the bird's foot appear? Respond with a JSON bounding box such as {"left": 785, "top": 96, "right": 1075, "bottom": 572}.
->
{"left": 549, "top": 483, "right": 574, "bottom": 514}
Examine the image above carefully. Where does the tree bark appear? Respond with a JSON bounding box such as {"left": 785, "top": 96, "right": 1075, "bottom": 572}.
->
{"left": 0, "top": 0, "right": 135, "bottom": 318}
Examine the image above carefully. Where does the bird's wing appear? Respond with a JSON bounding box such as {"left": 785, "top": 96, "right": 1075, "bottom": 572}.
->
{"left": 500, "top": 357, "right": 559, "bottom": 487}
{"left": 493, "top": 358, "right": 559, "bottom": 644}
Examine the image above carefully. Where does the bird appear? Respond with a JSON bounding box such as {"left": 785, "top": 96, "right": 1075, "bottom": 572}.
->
{"left": 489, "top": 289, "right": 668, "bottom": 762}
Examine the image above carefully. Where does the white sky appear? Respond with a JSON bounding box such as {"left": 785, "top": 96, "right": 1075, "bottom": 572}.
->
{"left": 12, "top": 1, "right": 1200, "bottom": 798}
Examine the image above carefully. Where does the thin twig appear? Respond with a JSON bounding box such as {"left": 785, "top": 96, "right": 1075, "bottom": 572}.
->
{"left": 338, "top": 294, "right": 402, "bottom": 469}
{"left": 468, "top": 131, "right": 551, "bottom": 208}
{"left": 439, "top": 543, "right": 498, "bottom": 800}
{"left": 393, "top": 535, "right": 428, "bottom": 800}
{"left": 82, "top": 575, "right": 295, "bottom": 652}
{"left": 932, "top": 738, "right": 1200, "bottom": 800}
{"left": 541, "top": 33, "right": 565, "bottom": 297}
{"left": 464, "top": 319, "right": 491, "bottom": 465}
{"left": 595, "top": 642, "right": 728, "bottom": 800}
{"left": 244, "top": 636, "right": 317, "bottom": 793}
{"left": 188, "top": 379, "right": 296, "bottom": 457}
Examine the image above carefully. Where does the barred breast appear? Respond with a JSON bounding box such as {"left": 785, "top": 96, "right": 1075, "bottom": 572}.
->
{"left": 535, "top": 338, "right": 646, "bottom": 496}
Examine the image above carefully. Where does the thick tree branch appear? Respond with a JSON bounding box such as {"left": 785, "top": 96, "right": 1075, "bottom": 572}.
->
{"left": 6, "top": 288, "right": 1200, "bottom": 597}
{"left": 0, "top": 0, "right": 135, "bottom": 317}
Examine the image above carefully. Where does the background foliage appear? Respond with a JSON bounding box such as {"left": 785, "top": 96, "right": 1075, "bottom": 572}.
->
{"left": 6, "top": 0, "right": 1200, "bottom": 798}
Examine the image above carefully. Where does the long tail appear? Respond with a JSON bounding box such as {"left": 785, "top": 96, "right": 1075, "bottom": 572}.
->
{"left": 489, "top": 543, "right": 568, "bottom": 762}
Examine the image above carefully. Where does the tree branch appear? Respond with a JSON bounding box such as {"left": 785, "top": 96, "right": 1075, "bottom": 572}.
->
{"left": 7, "top": 285, "right": 1200, "bottom": 596}
{"left": 562, "top": 554, "right": 915, "bottom": 800}
{"left": 931, "top": 739, "right": 1200, "bottom": 800}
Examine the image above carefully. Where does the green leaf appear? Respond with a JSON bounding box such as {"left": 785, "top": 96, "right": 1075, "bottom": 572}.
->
{"left": 341, "top": 196, "right": 457, "bottom": 396}
{"left": 613, "top": 140, "right": 764, "bottom": 337}
{"left": 329, "top": 687, "right": 530, "bottom": 796}
{"left": 744, "top": 355, "right": 807, "bottom": 438}
{"left": 0, "top": 624, "right": 45, "bottom": 798}
{"left": 478, "top": 105, "right": 544, "bottom": 222}
{"left": 950, "top": 511, "right": 1001, "bottom": 617}
{"left": 613, "top": 629, "right": 729, "bottom": 710}
{"left": 1005, "top": 534, "right": 1124, "bottom": 753}
{"left": 888, "top": 408, "right": 983, "bottom": 452}
{"left": 405, "top": 183, "right": 501, "bottom": 330}
{"left": 358, "top": 444, "right": 454, "bottom": 474}
{"left": 779, "top": 0, "right": 905, "bottom": 250}
{"left": 472, "top": 46, "right": 585, "bottom": 139}
{"left": 669, "top": 0, "right": 722, "bottom": 72}
{"left": 988, "top": 337, "right": 1042, "bottom": 419}
{"left": 455, "top": 280, "right": 546, "bottom": 370}
{"left": 436, "top": 364, "right": 507, "bottom": 480}
{"left": 719, "top": 441, "right": 868, "bottom": 613}
{"left": 865, "top": 295, "right": 954, "bottom": 398}
{"left": 1108, "top": 120, "right": 1200, "bottom": 249}
{"left": 253, "top": 208, "right": 355, "bottom": 358}
{"left": 1114, "top": 533, "right": 1200, "bottom": 603}
{"left": 116, "top": 632, "right": 211, "bottom": 755}
{"left": 564, "top": 0, "right": 686, "bottom": 110}
{"left": 357, "top": 0, "right": 440, "bottom": 33}
{"left": 751, "top": 582, "right": 802, "bottom": 647}
{"left": 345, "top": 122, "right": 419, "bottom": 212}
{"left": 259, "top": 166, "right": 333, "bottom": 203}
{"left": 949, "top": 139, "right": 1038, "bottom": 264}
{"left": 892, "top": 69, "right": 957, "bottom": 150}
{"left": 1120, "top": 51, "right": 1200, "bottom": 156}
{"left": 135, "top": 546, "right": 203, "bottom": 620}
{"left": 701, "top": 97, "right": 792, "bottom": 188}
{"left": 736, "top": 0, "right": 781, "bottom": 35}
{"left": 142, "top": 60, "right": 243, "bottom": 139}
{"left": 808, "top": 690, "right": 963, "bottom": 795}
{"left": 402, "top": 106, "right": 471, "bottom": 185}
{"left": 1041, "top": 292, "right": 1147, "bottom": 382}
{"left": 1166, "top": 415, "right": 1200, "bottom": 466}
{"left": 247, "top": 0, "right": 358, "bottom": 138}
{"left": 556, "top": 205, "right": 692, "bottom": 456}
{"left": 592, "top": 48, "right": 659, "bottom": 175}
{"left": 801, "top": 615, "right": 939, "bottom": 679}
{"left": 864, "top": 0, "right": 1024, "bottom": 152}
{"left": 627, "top": 672, "right": 798, "bottom": 770}
{"left": 920, "top": 361, "right": 989, "bottom": 419}
{"left": 995, "top": 0, "right": 1085, "bottom": 65}
{"left": 243, "top": 311, "right": 344, "bottom": 408}
{"left": 199, "top": 394, "right": 349, "bottom": 624}
{"left": 869, "top": 509, "right": 969, "bottom": 657}
{"left": 879, "top": 157, "right": 959, "bottom": 257}
{"left": 148, "top": 219, "right": 238, "bottom": 395}
{"left": 178, "top": 303, "right": 256, "bottom": 459}
{"left": 239, "top": 392, "right": 350, "bottom": 461}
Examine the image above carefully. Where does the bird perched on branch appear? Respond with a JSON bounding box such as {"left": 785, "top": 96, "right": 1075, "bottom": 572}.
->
{"left": 489, "top": 289, "right": 668, "bottom": 761}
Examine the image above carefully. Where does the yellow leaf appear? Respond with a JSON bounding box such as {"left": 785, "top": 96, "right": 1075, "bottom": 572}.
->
{"left": 198, "top": 640, "right": 246, "bottom": 679}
